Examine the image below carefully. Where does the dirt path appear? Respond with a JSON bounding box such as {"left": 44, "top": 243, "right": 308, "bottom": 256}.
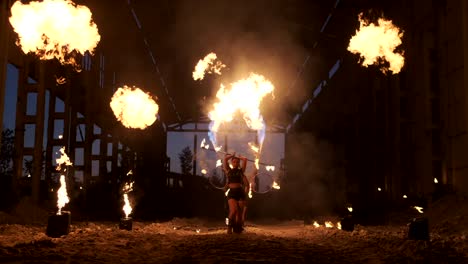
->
{"left": 0, "top": 219, "right": 466, "bottom": 263}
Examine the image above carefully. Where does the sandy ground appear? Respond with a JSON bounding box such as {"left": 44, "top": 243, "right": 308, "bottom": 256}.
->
{"left": 0, "top": 217, "right": 467, "bottom": 264}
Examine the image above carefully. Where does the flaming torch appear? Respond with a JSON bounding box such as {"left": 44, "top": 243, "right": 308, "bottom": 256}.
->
{"left": 348, "top": 13, "right": 404, "bottom": 74}
{"left": 110, "top": 85, "right": 159, "bottom": 129}
{"left": 46, "top": 147, "right": 72, "bottom": 238}
{"left": 408, "top": 206, "right": 429, "bottom": 240}
{"left": 9, "top": 0, "right": 100, "bottom": 69}
{"left": 120, "top": 171, "right": 134, "bottom": 231}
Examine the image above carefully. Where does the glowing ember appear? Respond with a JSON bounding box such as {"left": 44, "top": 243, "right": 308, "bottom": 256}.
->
{"left": 122, "top": 181, "right": 134, "bottom": 194}
{"left": 208, "top": 73, "right": 274, "bottom": 151}
{"left": 403, "top": 195, "right": 408, "bottom": 199}
{"left": 348, "top": 13, "right": 404, "bottom": 74}
{"left": 248, "top": 183, "right": 253, "bottom": 198}
{"left": 216, "top": 159, "right": 222, "bottom": 167}
{"left": 110, "top": 85, "right": 159, "bottom": 129}
{"left": 337, "top": 222, "right": 342, "bottom": 230}
{"left": 57, "top": 175, "right": 69, "bottom": 215}
{"left": 377, "top": 187, "right": 382, "bottom": 191}
{"left": 347, "top": 207, "right": 353, "bottom": 213}
{"left": 9, "top": 0, "right": 100, "bottom": 66}
{"left": 325, "top": 221, "right": 334, "bottom": 228}
{"left": 434, "top": 178, "right": 438, "bottom": 184}
{"left": 201, "top": 169, "right": 207, "bottom": 175}
{"left": 272, "top": 181, "right": 280, "bottom": 190}
{"left": 123, "top": 193, "right": 132, "bottom": 218}
{"left": 413, "top": 206, "right": 424, "bottom": 214}
{"left": 193, "top": 52, "right": 226, "bottom": 81}
{"left": 313, "top": 221, "right": 320, "bottom": 228}
{"left": 266, "top": 166, "right": 275, "bottom": 172}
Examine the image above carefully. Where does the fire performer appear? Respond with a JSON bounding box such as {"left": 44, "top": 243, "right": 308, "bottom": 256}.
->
{"left": 223, "top": 153, "right": 249, "bottom": 234}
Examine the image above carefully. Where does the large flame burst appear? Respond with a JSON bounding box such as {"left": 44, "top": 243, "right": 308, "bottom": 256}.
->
{"left": 9, "top": 0, "right": 100, "bottom": 66}
{"left": 193, "top": 52, "right": 226, "bottom": 81}
{"left": 110, "top": 86, "right": 159, "bottom": 129}
{"left": 348, "top": 13, "right": 404, "bottom": 74}
{"left": 208, "top": 73, "right": 274, "bottom": 152}
{"left": 56, "top": 147, "right": 72, "bottom": 215}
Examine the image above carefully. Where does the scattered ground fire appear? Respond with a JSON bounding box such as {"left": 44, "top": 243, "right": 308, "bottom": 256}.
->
{"left": 9, "top": 0, "right": 100, "bottom": 67}
{"left": 348, "top": 13, "right": 404, "bottom": 74}
{"left": 192, "top": 52, "right": 226, "bottom": 81}
{"left": 110, "top": 85, "right": 159, "bottom": 129}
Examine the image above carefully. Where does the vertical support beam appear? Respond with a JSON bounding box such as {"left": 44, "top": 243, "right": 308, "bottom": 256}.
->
{"left": 45, "top": 88, "right": 56, "bottom": 186}
{"left": 31, "top": 62, "right": 45, "bottom": 205}
{"left": 0, "top": 0, "right": 10, "bottom": 134}
{"left": 13, "top": 56, "right": 27, "bottom": 181}
{"left": 193, "top": 133, "right": 197, "bottom": 176}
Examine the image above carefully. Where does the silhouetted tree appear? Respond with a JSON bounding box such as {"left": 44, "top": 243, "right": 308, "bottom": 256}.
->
{"left": 0, "top": 129, "right": 14, "bottom": 176}
{"left": 178, "top": 146, "right": 193, "bottom": 175}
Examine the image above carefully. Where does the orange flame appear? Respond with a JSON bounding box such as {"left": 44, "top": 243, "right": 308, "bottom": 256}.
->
{"left": 325, "top": 221, "right": 334, "bottom": 228}
{"left": 201, "top": 169, "right": 207, "bottom": 175}
{"left": 266, "top": 166, "right": 275, "bottom": 172}
{"left": 110, "top": 85, "right": 159, "bottom": 129}
{"left": 248, "top": 183, "right": 253, "bottom": 198}
{"left": 123, "top": 194, "right": 132, "bottom": 218}
{"left": 193, "top": 52, "right": 226, "bottom": 81}
{"left": 55, "top": 147, "right": 72, "bottom": 215}
{"left": 348, "top": 13, "right": 404, "bottom": 74}
{"left": 272, "top": 181, "right": 280, "bottom": 190}
{"left": 313, "top": 221, "right": 320, "bottom": 228}
{"left": 9, "top": 0, "right": 100, "bottom": 67}
{"left": 216, "top": 159, "right": 222, "bottom": 168}
{"left": 337, "top": 222, "right": 342, "bottom": 230}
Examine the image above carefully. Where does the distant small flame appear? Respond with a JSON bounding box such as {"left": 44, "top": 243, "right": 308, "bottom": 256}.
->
{"left": 313, "top": 221, "right": 320, "bottom": 228}
{"left": 123, "top": 193, "right": 132, "bottom": 218}
{"left": 403, "top": 195, "right": 407, "bottom": 199}
{"left": 55, "top": 76, "right": 66, "bottom": 85}
{"left": 216, "top": 159, "right": 222, "bottom": 167}
{"left": 196, "top": 229, "right": 201, "bottom": 233}
{"left": 225, "top": 188, "right": 230, "bottom": 197}
{"left": 193, "top": 52, "right": 226, "bottom": 81}
{"left": 110, "top": 85, "right": 159, "bottom": 129}
{"left": 225, "top": 218, "right": 229, "bottom": 226}
{"left": 325, "top": 221, "right": 334, "bottom": 228}
{"left": 201, "top": 169, "right": 207, "bottom": 175}
{"left": 248, "top": 183, "right": 253, "bottom": 198}
{"left": 413, "top": 206, "right": 424, "bottom": 214}
{"left": 377, "top": 187, "right": 382, "bottom": 191}
{"left": 266, "top": 166, "right": 275, "bottom": 172}
{"left": 347, "top": 207, "right": 353, "bottom": 213}
{"left": 9, "top": 0, "right": 100, "bottom": 67}
{"left": 348, "top": 13, "right": 404, "bottom": 74}
{"left": 57, "top": 175, "right": 69, "bottom": 215}
{"left": 434, "top": 178, "right": 438, "bottom": 184}
{"left": 337, "top": 222, "right": 342, "bottom": 230}
{"left": 58, "top": 135, "right": 63, "bottom": 139}
{"left": 254, "top": 158, "right": 260, "bottom": 170}
{"left": 272, "top": 181, "right": 280, "bottom": 190}
{"left": 127, "top": 170, "right": 133, "bottom": 176}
